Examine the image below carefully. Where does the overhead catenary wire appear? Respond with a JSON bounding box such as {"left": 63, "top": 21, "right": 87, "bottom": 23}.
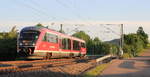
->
{"left": 10, "top": 0, "right": 43, "bottom": 22}
{"left": 19, "top": 0, "right": 56, "bottom": 20}
{"left": 13, "top": 0, "right": 121, "bottom": 40}
{"left": 100, "top": 24, "right": 120, "bottom": 36}
{"left": 13, "top": 0, "right": 74, "bottom": 24}
{"left": 11, "top": 0, "right": 55, "bottom": 23}
{"left": 55, "top": 0, "right": 122, "bottom": 41}
{"left": 54, "top": 0, "right": 93, "bottom": 25}
{"left": 24, "top": 0, "right": 79, "bottom": 24}
{"left": 53, "top": 0, "right": 121, "bottom": 36}
{"left": 54, "top": 0, "right": 122, "bottom": 40}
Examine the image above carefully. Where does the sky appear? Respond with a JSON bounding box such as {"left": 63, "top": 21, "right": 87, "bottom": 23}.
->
{"left": 0, "top": 0, "right": 150, "bottom": 40}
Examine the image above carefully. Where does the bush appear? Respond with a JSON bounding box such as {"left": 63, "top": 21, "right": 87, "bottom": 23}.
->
{"left": 0, "top": 26, "right": 17, "bottom": 60}
{"left": 123, "top": 27, "right": 149, "bottom": 57}
{"left": 122, "top": 53, "right": 133, "bottom": 59}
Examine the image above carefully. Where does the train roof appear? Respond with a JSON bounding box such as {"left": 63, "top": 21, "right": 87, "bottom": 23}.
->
{"left": 21, "top": 26, "right": 85, "bottom": 43}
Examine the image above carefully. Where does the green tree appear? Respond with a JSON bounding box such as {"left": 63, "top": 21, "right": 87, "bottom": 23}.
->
{"left": 72, "top": 31, "right": 90, "bottom": 42}
{"left": 93, "top": 37, "right": 102, "bottom": 55}
{"left": 72, "top": 31, "right": 118, "bottom": 55}
{"left": 137, "top": 27, "right": 149, "bottom": 48}
{"left": 123, "top": 33, "right": 145, "bottom": 57}
{"left": 0, "top": 26, "right": 18, "bottom": 60}
{"left": 94, "top": 37, "right": 101, "bottom": 42}
{"left": 72, "top": 31, "right": 93, "bottom": 54}
{"left": 7, "top": 26, "right": 18, "bottom": 38}
{"left": 36, "top": 23, "right": 44, "bottom": 27}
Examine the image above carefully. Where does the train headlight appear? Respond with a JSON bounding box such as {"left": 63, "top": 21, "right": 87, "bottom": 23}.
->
{"left": 32, "top": 43, "right": 35, "bottom": 46}
{"left": 17, "top": 50, "right": 20, "bottom": 53}
{"left": 19, "top": 43, "right": 23, "bottom": 46}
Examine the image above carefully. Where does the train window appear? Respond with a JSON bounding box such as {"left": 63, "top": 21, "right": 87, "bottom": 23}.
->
{"left": 62, "top": 38, "right": 67, "bottom": 49}
{"left": 43, "top": 34, "right": 47, "bottom": 41}
{"left": 81, "top": 43, "right": 86, "bottom": 48}
{"left": 73, "top": 40, "right": 80, "bottom": 50}
{"left": 61, "top": 38, "right": 71, "bottom": 50}
{"left": 68, "top": 39, "right": 71, "bottom": 49}
{"left": 20, "top": 30, "right": 40, "bottom": 41}
{"left": 43, "top": 33, "right": 58, "bottom": 43}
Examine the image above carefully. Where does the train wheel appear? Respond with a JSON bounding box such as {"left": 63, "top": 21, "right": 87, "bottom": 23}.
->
{"left": 80, "top": 54, "right": 86, "bottom": 59}
{"left": 79, "top": 53, "right": 82, "bottom": 57}
{"left": 47, "top": 53, "right": 52, "bottom": 59}
{"left": 43, "top": 56, "right": 47, "bottom": 60}
{"left": 69, "top": 53, "right": 74, "bottom": 58}
{"left": 82, "top": 54, "right": 86, "bottom": 57}
{"left": 44, "top": 53, "right": 52, "bottom": 60}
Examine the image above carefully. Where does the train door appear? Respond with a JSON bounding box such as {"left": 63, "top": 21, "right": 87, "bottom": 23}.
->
{"left": 60, "top": 37, "right": 71, "bottom": 57}
{"left": 79, "top": 42, "right": 82, "bottom": 56}
{"left": 72, "top": 40, "right": 80, "bottom": 57}
{"left": 81, "top": 42, "right": 86, "bottom": 56}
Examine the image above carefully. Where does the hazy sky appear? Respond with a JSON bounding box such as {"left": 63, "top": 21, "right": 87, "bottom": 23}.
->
{"left": 1, "top": 0, "right": 150, "bottom": 21}
{"left": 0, "top": 0, "right": 150, "bottom": 40}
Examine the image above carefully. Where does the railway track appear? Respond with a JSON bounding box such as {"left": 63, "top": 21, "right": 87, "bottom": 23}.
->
{"left": 0, "top": 55, "right": 115, "bottom": 76}
{"left": 0, "top": 58, "right": 91, "bottom": 75}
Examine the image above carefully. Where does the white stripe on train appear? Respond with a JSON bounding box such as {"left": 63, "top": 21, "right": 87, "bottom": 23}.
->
{"left": 34, "top": 50, "right": 85, "bottom": 54}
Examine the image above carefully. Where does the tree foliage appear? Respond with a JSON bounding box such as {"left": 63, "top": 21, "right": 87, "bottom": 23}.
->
{"left": 72, "top": 31, "right": 91, "bottom": 42}
{"left": 36, "top": 23, "right": 44, "bottom": 27}
{"left": 72, "top": 27, "right": 149, "bottom": 57}
{"left": 72, "top": 31, "right": 118, "bottom": 55}
{"left": 123, "top": 27, "right": 149, "bottom": 57}
{"left": 0, "top": 26, "right": 17, "bottom": 60}
{"left": 137, "top": 27, "right": 149, "bottom": 47}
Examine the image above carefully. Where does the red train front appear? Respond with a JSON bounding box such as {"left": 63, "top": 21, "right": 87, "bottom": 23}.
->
{"left": 17, "top": 26, "right": 86, "bottom": 59}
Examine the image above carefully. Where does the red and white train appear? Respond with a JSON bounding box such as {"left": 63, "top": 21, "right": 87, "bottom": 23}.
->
{"left": 17, "top": 26, "right": 86, "bottom": 59}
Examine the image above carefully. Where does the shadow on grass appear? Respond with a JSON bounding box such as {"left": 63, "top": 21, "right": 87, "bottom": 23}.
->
{"left": 118, "top": 61, "right": 135, "bottom": 69}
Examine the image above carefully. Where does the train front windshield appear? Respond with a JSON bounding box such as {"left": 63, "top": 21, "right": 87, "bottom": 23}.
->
{"left": 19, "top": 30, "right": 40, "bottom": 46}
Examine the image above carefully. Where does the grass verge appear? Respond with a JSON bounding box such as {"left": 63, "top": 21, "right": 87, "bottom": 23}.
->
{"left": 82, "top": 63, "right": 110, "bottom": 77}
{"left": 122, "top": 53, "right": 133, "bottom": 59}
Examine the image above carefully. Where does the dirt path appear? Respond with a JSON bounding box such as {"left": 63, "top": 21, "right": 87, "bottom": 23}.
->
{"left": 99, "top": 49, "right": 150, "bottom": 77}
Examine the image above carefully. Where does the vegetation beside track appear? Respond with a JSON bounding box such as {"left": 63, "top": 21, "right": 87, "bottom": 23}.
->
{"left": 72, "top": 31, "right": 119, "bottom": 55}
{"left": 72, "top": 26, "right": 149, "bottom": 59}
{"left": 0, "top": 26, "right": 17, "bottom": 60}
{"left": 122, "top": 27, "right": 149, "bottom": 58}
{"left": 82, "top": 63, "right": 110, "bottom": 77}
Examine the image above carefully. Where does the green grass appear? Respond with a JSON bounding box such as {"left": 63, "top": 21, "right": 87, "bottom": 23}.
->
{"left": 122, "top": 53, "right": 133, "bottom": 59}
{"left": 147, "top": 43, "right": 150, "bottom": 48}
{"left": 82, "top": 63, "right": 109, "bottom": 77}
{"left": 123, "top": 47, "right": 150, "bottom": 59}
